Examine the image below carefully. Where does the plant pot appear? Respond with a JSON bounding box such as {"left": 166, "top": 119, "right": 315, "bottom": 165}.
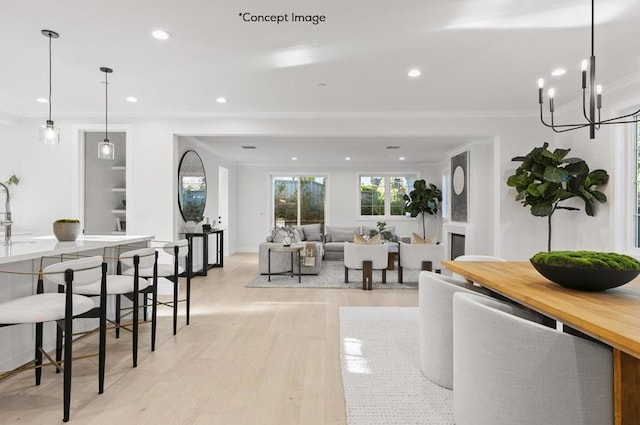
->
{"left": 53, "top": 222, "right": 81, "bottom": 242}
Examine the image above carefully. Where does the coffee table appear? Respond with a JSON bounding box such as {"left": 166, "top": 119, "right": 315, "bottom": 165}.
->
{"left": 268, "top": 245, "right": 303, "bottom": 283}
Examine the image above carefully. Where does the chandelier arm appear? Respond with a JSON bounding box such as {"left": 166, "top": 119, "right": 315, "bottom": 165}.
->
{"left": 596, "top": 108, "right": 640, "bottom": 124}
{"left": 598, "top": 119, "right": 640, "bottom": 126}
{"left": 552, "top": 124, "right": 592, "bottom": 133}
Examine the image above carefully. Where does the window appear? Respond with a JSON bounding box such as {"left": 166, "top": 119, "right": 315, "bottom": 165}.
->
{"left": 273, "top": 175, "right": 326, "bottom": 230}
{"left": 359, "top": 174, "right": 416, "bottom": 217}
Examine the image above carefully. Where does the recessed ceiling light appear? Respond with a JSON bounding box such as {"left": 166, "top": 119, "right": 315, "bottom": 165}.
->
{"left": 151, "top": 29, "right": 171, "bottom": 40}
{"left": 317, "top": 83, "right": 327, "bottom": 88}
{"left": 408, "top": 69, "right": 421, "bottom": 78}
{"left": 386, "top": 145, "right": 401, "bottom": 149}
{"left": 216, "top": 97, "right": 227, "bottom": 104}
{"left": 551, "top": 68, "right": 566, "bottom": 76}
{"left": 291, "top": 157, "right": 298, "bottom": 161}
{"left": 242, "top": 145, "right": 257, "bottom": 150}
{"left": 345, "top": 157, "right": 351, "bottom": 161}
{"left": 399, "top": 157, "right": 406, "bottom": 161}
{"left": 126, "top": 96, "right": 138, "bottom": 103}
{"left": 36, "top": 97, "right": 49, "bottom": 103}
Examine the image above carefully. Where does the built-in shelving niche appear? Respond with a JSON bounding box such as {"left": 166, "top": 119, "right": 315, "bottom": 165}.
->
{"left": 84, "top": 132, "right": 126, "bottom": 234}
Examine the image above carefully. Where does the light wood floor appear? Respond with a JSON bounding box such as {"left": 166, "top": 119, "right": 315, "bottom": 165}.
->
{"left": 0, "top": 253, "right": 417, "bottom": 425}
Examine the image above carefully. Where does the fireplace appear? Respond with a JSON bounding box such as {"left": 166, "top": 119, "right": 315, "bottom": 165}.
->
{"left": 450, "top": 233, "right": 465, "bottom": 259}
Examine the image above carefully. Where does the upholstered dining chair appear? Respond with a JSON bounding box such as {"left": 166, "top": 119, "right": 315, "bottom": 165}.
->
{"left": 0, "top": 256, "right": 107, "bottom": 422}
{"left": 397, "top": 241, "right": 446, "bottom": 283}
{"left": 453, "top": 292, "right": 613, "bottom": 425}
{"left": 418, "top": 271, "right": 492, "bottom": 389}
{"left": 73, "top": 247, "right": 158, "bottom": 367}
{"left": 451, "top": 254, "right": 506, "bottom": 281}
{"left": 122, "top": 240, "right": 190, "bottom": 335}
{"left": 344, "top": 242, "right": 388, "bottom": 290}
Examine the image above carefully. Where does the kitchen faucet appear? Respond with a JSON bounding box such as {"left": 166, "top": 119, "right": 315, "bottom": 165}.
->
{"left": 0, "top": 182, "right": 11, "bottom": 246}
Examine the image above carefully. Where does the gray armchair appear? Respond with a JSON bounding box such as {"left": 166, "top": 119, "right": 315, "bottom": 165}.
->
{"left": 453, "top": 293, "right": 613, "bottom": 425}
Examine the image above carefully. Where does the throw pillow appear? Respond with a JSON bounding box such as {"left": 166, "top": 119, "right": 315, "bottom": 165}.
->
{"left": 332, "top": 228, "right": 357, "bottom": 242}
{"left": 292, "top": 225, "right": 305, "bottom": 241}
{"left": 411, "top": 232, "right": 436, "bottom": 244}
{"left": 301, "top": 223, "right": 322, "bottom": 241}
{"left": 354, "top": 233, "right": 381, "bottom": 244}
{"left": 291, "top": 228, "right": 303, "bottom": 243}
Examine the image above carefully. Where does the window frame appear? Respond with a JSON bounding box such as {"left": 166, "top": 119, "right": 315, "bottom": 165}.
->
{"left": 357, "top": 173, "right": 419, "bottom": 219}
{"left": 270, "top": 174, "right": 327, "bottom": 230}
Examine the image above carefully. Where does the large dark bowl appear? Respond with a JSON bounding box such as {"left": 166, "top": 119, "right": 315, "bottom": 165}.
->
{"left": 530, "top": 261, "right": 640, "bottom": 291}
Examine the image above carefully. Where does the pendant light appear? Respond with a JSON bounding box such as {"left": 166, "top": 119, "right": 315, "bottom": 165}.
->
{"left": 39, "top": 30, "right": 60, "bottom": 145}
{"left": 98, "top": 67, "right": 115, "bottom": 160}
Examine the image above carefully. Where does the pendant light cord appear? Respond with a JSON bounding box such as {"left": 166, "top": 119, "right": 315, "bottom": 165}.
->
{"left": 104, "top": 71, "right": 108, "bottom": 140}
{"left": 48, "top": 34, "right": 52, "bottom": 122}
{"left": 591, "top": 0, "right": 594, "bottom": 57}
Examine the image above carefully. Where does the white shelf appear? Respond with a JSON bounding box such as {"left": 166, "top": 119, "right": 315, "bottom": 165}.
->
{"left": 111, "top": 209, "right": 126, "bottom": 214}
{"left": 111, "top": 166, "right": 126, "bottom": 171}
{"left": 111, "top": 188, "right": 126, "bottom": 192}
{"left": 111, "top": 231, "right": 126, "bottom": 235}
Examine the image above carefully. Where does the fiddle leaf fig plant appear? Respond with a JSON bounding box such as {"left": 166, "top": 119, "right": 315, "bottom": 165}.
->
{"left": 403, "top": 179, "right": 442, "bottom": 239}
{"left": 507, "top": 142, "right": 609, "bottom": 252}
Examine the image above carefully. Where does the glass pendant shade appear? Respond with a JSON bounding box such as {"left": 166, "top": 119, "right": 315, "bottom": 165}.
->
{"left": 39, "top": 120, "right": 60, "bottom": 145}
{"left": 98, "top": 67, "right": 114, "bottom": 160}
{"left": 40, "top": 29, "right": 60, "bottom": 146}
{"left": 98, "top": 139, "right": 115, "bottom": 160}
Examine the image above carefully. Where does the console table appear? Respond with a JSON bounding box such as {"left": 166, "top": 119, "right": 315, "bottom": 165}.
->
{"left": 183, "top": 229, "right": 224, "bottom": 277}
{"left": 442, "top": 260, "right": 640, "bottom": 425}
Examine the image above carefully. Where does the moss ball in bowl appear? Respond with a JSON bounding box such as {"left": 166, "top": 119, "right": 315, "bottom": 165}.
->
{"left": 530, "top": 251, "right": 640, "bottom": 291}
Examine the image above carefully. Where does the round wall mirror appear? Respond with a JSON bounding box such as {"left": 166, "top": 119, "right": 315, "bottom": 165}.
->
{"left": 178, "top": 150, "right": 207, "bottom": 222}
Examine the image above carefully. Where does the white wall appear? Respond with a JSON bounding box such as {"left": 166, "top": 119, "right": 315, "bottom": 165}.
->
{"left": 234, "top": 163, "right": 440, "bottom": 252}
{"left": 1, "top": 114, "right": 554, "bottom": 260}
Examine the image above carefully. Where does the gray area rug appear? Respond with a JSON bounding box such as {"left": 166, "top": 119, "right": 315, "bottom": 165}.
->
{"left": 246, "top": 260, "right": 421, "bottom": 289}
{"left": 339, "top": 306, "right": 453, "bottom": 425}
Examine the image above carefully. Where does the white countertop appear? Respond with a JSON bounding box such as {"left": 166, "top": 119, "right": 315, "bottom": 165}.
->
{"left": 0, "top": 234, "right": 154, "bottom": 264}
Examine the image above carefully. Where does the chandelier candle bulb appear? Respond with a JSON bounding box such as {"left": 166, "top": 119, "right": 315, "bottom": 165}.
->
{"left": 538, "top": 78, "right": 544, "bottom": 103}
{"left": 596, "top": 85, "right": 602, "bottom": 109}
{"left": 548, "top": 88, "right": 555, "bottom": 113}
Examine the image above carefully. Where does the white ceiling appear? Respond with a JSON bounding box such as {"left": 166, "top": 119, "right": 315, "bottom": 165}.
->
{"left": 2, "top": 0, "right": 640, "bottom": 163}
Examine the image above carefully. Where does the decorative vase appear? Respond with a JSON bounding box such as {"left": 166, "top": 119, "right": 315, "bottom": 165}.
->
{"left": 283, "top": 236, "right": 292, "bottom": 246}
{"left": 53, "top": 221, "right": 81, "bottom": 242}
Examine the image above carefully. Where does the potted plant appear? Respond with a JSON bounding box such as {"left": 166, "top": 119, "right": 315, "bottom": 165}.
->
{"left": 53, "top": 219, "right": 82, "bottom": 241}
{"left": 403, "top": 179, "right": 442, "bottom": 239}
{"left": 368, "top": 221, "right": 394, "bottom": 241}
{"left": 507, "top": 142, "right": 609, "bottom": 252}
{"left": 530, "top": 250, "right": 640, "bottom": 291}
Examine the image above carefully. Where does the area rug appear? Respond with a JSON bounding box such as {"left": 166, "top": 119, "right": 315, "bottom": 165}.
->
{"left": 339, "top": 306, "right": 453, "bottom": 425}
{"left": 245, "top": 260, "right": 421, "bottom": 289}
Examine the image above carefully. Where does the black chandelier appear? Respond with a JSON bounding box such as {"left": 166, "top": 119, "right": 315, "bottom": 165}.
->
{"left": 538, "top": 0, "right": 640, "bottom": 139}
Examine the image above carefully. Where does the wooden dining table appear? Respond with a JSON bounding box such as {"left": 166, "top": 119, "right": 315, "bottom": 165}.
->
{"left": 442, "top": 260, "right": 640, "bottom": 425}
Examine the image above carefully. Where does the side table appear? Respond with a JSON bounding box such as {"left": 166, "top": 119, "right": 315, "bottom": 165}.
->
{"left": 268, "top": 245, "right": 303, "bottom": 283}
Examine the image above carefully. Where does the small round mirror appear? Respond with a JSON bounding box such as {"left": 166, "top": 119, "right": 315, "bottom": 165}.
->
{"left": 178, "top": 150, "right": 206, "bottom": 222}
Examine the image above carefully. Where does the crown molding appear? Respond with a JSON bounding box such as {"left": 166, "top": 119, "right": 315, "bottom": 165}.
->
{"left": 4, "top": 108, "right": 537, "bottom": 121}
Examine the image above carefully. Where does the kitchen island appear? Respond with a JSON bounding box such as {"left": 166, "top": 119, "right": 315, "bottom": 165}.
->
{"left": 0, "top": 234, "right": 154, "bottom": 372}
